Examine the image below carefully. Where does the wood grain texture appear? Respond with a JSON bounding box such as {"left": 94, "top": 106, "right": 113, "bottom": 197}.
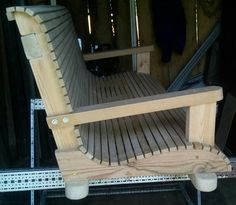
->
{"left": 55, "top": 146, "right": 231, "bottom": 181}
{"left": 186, "top": 103, "right": 217, "bottom": 145}
{"left": 11, "top": 7, "right": 78, "bottom": 149}
{"left": 47, "top": 86, "right": 223, "bottom": 128}
{"left": 137, "top": 52, "right": 150, "bottom": 74}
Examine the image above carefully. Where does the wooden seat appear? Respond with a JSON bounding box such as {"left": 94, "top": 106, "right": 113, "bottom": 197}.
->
{"left": 7, "top": 5, "right": 231, "bottom": 198}
{"left": 77, "top": 72, "right": 192, "bottom": 165}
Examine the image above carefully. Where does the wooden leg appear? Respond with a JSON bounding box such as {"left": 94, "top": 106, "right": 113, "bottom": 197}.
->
{"left": 189, "top": 173, "right": 217, "bottom": 192}
{"left": 186, "top": 103, "right": 217, "bottom": 145}
{"left": 65, "top": 178, "right": 89, "bottom": 200}
{"left": 137, "top": 52, "right": 150, "bottom": 74}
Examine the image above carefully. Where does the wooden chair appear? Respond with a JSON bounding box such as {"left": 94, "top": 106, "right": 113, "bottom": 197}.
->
{"left": 6, "top": 5, "right": 231, "bottom": 200}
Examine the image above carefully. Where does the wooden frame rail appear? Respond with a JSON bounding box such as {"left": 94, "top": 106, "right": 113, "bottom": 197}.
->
{"left": 83, "top": 46, "right": 154, "bottom": 61}
{"left": 47, "top": 86, "right": 222, "bottom": 145}
{"left": 83, "top": 45, "right": 154, "bottom": 74}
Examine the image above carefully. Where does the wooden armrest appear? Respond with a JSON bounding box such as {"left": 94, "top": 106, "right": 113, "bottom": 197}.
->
{"left": 83, "top": 45, "right": 154, "bottom": 61}
{"left": 47, "top": 86, "right": 222, "bottom": 129}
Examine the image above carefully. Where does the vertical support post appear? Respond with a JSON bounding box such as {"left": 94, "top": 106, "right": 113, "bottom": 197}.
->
{"left": 129, "top": 0, "right": 137, "bottom": 72}
{"left": 186, "top": 103, "right": 217, "bottom": 145}
{"left": 30, "top": 99, "right": 35, "bottom": 205}
{"left": 137, "top": 52, "right": 150, "bottom": 74}
{"left": 197, "top": 190, "right": 202, "bottom": 205}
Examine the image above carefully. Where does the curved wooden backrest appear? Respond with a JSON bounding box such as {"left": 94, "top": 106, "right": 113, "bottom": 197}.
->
{"left": 7, "top": 5, "right": 90, "bottom": 149}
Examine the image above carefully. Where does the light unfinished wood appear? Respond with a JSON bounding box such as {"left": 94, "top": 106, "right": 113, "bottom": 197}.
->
{"left": 56, "top": 146, "right": 231, "bottom": 181}
{"left": 9, "top": 7, "right": 78, "bottom": 149}
{"left": 47, "top": 86, "right": 223, "bottom": 129}
{"left": 7, "top": 5, "right": 231, "bottom": 189}
{"left": 186, "top": 103, "right": 217, "bottom": 145}
{"left": 189, "top": 173, "right": 217, "bottom": 192}
{"left": 21, "top": 34, "right": 43, "bottom": 59}
{"left": 126, "top": 72, "right": 191, "bottom": 149}
{"left": 137, "top": 52, "right": 150, "bottom": 74}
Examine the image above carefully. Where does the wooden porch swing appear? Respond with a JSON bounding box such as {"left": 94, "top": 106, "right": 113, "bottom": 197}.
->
{"left": 6, "top": 5, "right": 231, "bottom": 200}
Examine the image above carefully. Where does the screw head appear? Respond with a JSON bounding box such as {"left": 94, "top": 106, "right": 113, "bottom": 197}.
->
{"left": 51, "top": 119, "right": 58, "bottom": 125}
{"left": 63, "top": 117, "right": 69, "bottom": 123}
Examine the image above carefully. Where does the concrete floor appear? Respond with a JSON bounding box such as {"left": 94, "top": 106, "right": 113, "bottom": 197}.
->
{"left": 1, "top": 178, "right": 236, "bottom": 205}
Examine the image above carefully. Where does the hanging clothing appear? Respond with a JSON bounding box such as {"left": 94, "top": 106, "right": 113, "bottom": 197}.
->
{"left": 152, "top": 0, "right": 186, "bottom": 63}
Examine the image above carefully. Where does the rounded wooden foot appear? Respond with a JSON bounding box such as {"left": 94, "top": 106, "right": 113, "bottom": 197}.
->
{"left": 189, "top": 173, "right": 217, "bottom": 192}
{"left": 65, "top": 179, "right": 89, "bottom": 200}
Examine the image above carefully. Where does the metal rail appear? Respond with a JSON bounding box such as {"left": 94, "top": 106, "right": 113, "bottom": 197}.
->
{"left": 0, "top": 168, "right": 191, "bottom": 192}
{"left": 1, "top": 166, "right": 235, "bottom": 192}
{"left": 167, "top": 23, "right": 221, "bottom": 92}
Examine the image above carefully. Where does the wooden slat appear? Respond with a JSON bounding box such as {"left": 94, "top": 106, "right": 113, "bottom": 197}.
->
{"left": 40, "top": 13, "right": 71, "bottom": 32}
{"left": 35, "top": 9, "right": 68, "bottom": 23}
{"left": 128, "top": 74, "right": 183, "bottom": 148}
{"left": 133, "top": 73, "right": 190, "bottom": 149}
{"left": 82, "top": 76, "right": 114, "bottom": 164}
{"left": 139, "top": 74, "right": 187, "bottom": 128}
{"left": 99, "top": 120, "right": 109, "bottom": 164}
{"left": 118, "top": 73, "right": 155, "bottom": 157}
{"left": 52, "top": 28, "right": 76, "bottom": 70}
{"left": 49, "top": 21, "right": 74, "bottom": 53}
{"left": 6, "top": 7, "right": 16, "bottom": 21}
{"left": 142, "top": 113, "right": 169, "bottom": 152}
{"left": 99, "top": 77, "right": 118, "bottom": 165}
{"left": 108, "top": 80, "right": 129, "bottom": 164}
{"left": 123, "top": 73, "right": 177, "bottom": 152}
{"left": 25, "top": 5, "right": 65, "bottom": 16}
{"left": 140, "top": 73, "right": 187, "bottom": 127}
{"left": 86, "top": 121, "right": 95, "bottom": 159}
{"left": 122, "top": 74, "right": 169, "bottom": 152}
{"left": 108, "top": 75, "right": 136, "bottom": 161}
{"left": 46, "top": 18, "right": 72, "bottom": 44}
{"left": 157, "top": 111, "right": 186, "bottom": 149}
{"left": 78, "top": 75, "right": 95, "bottom": 154}
{"left": 50, "top": 24, "right": 75, "bottom": 61}
{"left": 118, "top": 74, "right": 157, "bottom": 155}
{"left": 117, "top": 74, "right": 145, "bottom": 159}
{"left": 15, "top": 6, "right": 25, "bottom": 12}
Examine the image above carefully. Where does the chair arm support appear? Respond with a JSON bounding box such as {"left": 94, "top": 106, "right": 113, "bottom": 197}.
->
{"left": 83, "top": 45, "right": 154, "bottom": 61}
{"left": 47, "top": 86, "right": 223, "bottom": 129}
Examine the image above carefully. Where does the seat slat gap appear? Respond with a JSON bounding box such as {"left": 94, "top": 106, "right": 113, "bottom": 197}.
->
{"left": 40, "top": 13, "right": 71, "bottom": 32}
{"left": 99, "top": 77, "right": 119, "bottom": 165}
{"left": 46, "top": 18, "right": 72, "bottom": 43}
{"left": 133, "top": 74, "right": 169, "bottom": 152}
{"left": 129, "top": 72, "right": 184, "bottom": 150}
{"left": 124, "top": 72, "right": 176, "bottom": 151}
{"left": 121, "top": 73, "right": 154, "bottom": 157}
{"left": 117, "top": 73, "right": 144, "bottom": 159}
{"left": 109, "top": 78, "right": 129, "bottom": 164}
{"left": 111, "top": 75, "right": 137, "bottom": 162}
